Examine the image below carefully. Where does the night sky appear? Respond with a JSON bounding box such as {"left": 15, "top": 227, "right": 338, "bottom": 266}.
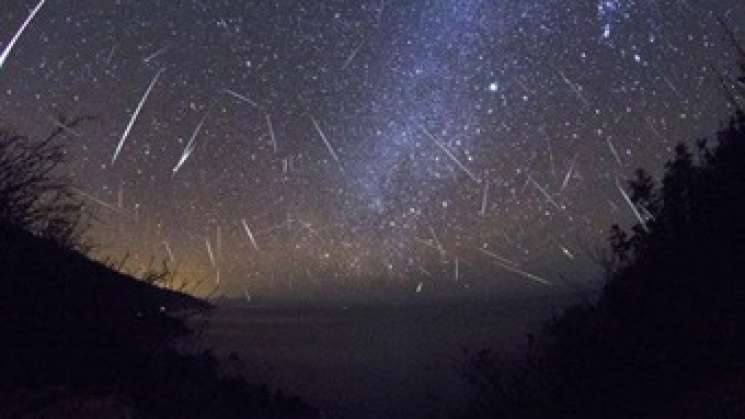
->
{"left": 1, "top": 0, "right": 743, "bottom": 300}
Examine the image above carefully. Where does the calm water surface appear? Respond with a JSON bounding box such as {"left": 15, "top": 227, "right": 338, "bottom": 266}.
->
{"left": 204, "top": 297, "right": 564, "bottom": 419}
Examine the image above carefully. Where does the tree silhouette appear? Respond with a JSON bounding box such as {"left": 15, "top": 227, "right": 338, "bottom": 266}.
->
{"left": 462, "top": 59, "right": 745, "bottom": 419}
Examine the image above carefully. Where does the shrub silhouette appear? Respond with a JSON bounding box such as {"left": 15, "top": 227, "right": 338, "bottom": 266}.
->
{"left": 0, "top": 118, "right": 90, "bottom": 250}
{"left": 462, "top": 102, "right": 745, "bottom": 418}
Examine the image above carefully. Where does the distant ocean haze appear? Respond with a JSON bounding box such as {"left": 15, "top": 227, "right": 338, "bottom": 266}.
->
{"left": 204, "top": 295, "right": 573, "bottom": 419}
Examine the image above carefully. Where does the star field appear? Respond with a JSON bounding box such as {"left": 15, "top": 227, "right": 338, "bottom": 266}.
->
{"left": 1, "top": 0, "right": 743, "bottom": 300}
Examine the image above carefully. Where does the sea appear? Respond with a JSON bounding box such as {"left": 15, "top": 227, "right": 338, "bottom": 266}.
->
{"left": 203, "top": 295, "right": 573, "bottom": 419}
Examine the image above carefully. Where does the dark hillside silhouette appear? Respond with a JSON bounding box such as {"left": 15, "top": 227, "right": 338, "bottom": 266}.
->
{"left": 0, "top": 125, "right": 317, "bottom": 419}
{"left": 461, "top": 86, "right": 745, "bottom": 418}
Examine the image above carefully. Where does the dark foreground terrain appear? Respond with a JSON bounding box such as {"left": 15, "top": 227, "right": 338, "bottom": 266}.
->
{"left": 0, "top": 224, "right": 317, "bottom": 419}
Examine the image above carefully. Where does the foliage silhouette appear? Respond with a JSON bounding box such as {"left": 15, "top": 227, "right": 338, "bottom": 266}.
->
{"left": 0, "top": 119, "right": 90, "bottom": 250}
{"left": 461, "top": 68, "right": 745, "bottom": 419}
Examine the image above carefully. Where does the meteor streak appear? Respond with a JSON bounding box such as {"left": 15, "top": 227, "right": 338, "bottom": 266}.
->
{"left": 616, "top": 176, "right": 648, "bottom": 231}
{"left": 112, "top": 68, "right": 164, "bottom": 164}
{"left": 172, "top": 111, "right": 208, "bottom": 175}
{"left": 0, "top": 0, "right": 48, "bottom": 70}
{"left": 241, "top": 218, "right": 260, "bottom": 251}
{"left": 224, "top": 88, "right": 260, "bottom": 109}
{"left": 310, "top": 115, "right": 341, "bottom": 168}
{"left": 421, "top": 126, "right": 481, "bottom": 184}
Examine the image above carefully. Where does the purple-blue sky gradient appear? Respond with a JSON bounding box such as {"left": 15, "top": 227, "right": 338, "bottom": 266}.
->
{"left": 1, "top": 0, "right": 743, "bottom": 300}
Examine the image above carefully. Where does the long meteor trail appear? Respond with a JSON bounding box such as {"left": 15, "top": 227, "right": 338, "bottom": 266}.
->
{"left": 224, "top": 88, "right": 260, "bottom": 109}
{"left": 476, "top": 247, "right": 550, "bottom": 286}
{"left": 421, "top": 126, "right": 481, "bottom": 184}
{"left": 310, "top": 115, "right": 341, "bottom": 168}
{"left": 0, "top": 0, "right": 47, "bottom": 70}
{"left": 266, "top": 113, "right": 278, "bottom": 153}
{"left": 112, "top": 68, "right": 164, "bottom": 164}
{"left": 616, "top": 176, "right": 648, "bottom": 231}
{"left": 241, "top": 218, "right": 260, "bottom": 251}
{"left": 172, "top": 111, "right": 208, "bottom": 175}
{"left": 71, "top": 187, "right": 123, "bottom": 214}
